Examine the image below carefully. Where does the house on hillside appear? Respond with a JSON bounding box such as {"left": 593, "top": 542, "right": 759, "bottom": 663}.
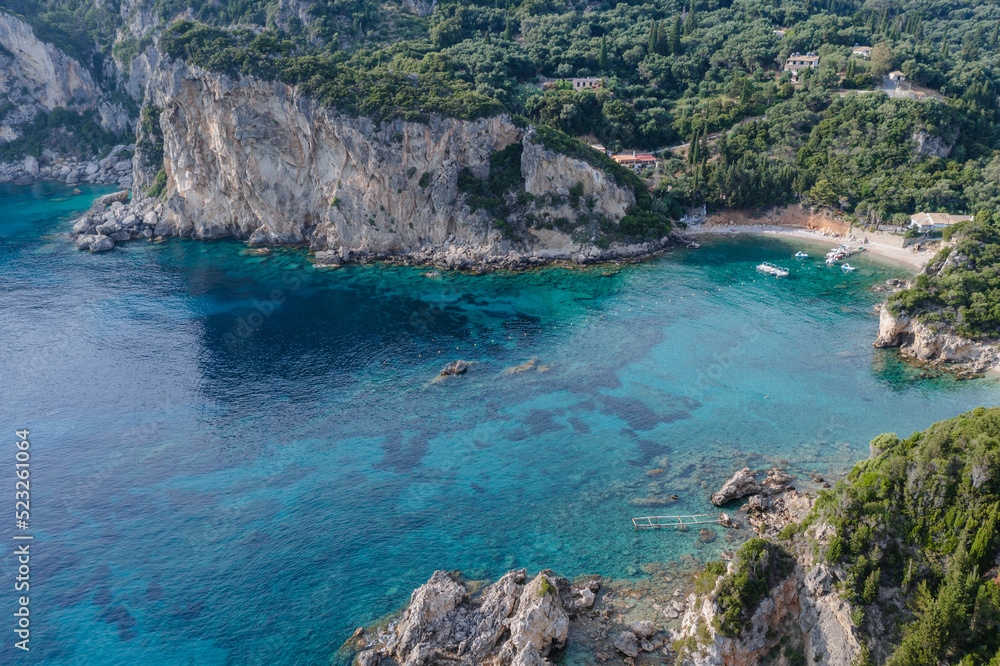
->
{"left": 611, "top": 152, "right": 657, "bottom": 171}
{"left": 852, "top": 45, "right": 872, "bottom": 58}
{"left": 889, "top": 70, "right": 906, "bottom": 82}
{"left": 784, "top": 53, "right": 819, "bottom": 73}
{"left": 569, "top": 77, "right": 603, "bottom": 90}
{"left": 909, "top": 212, "right": 972, "bottom": 233}
{"left": 589, "top": 144, "right": 608, "bottom": 154}
{"left": 542, "top": 77, "right": 604, "bottom": 91}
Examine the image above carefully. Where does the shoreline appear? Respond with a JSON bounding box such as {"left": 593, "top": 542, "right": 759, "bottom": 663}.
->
{"left": 685, "top": 222, "right": 934, "bottom": 271}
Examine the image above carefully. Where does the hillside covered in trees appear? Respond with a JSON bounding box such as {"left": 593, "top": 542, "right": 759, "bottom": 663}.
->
{"left": 4, "top": 0, "right": 1000, "bottom": 219}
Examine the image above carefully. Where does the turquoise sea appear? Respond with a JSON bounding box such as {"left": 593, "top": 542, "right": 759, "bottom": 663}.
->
{"left": 2, "top": 182, "right": 999, "bottom": 664}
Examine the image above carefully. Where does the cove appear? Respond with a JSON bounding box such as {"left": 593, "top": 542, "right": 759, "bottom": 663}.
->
{"left": 1, "top": 182, "right": 998, "bottom": 665}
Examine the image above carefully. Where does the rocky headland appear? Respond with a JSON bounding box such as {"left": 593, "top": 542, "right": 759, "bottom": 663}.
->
{"left": 874, "top": 305, "right": 1000, "bottom": 377}
{"left": 344, "top": 468, "right": 850, "bottom": 666}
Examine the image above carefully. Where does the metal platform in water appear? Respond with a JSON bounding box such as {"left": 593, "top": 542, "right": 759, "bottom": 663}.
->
{"left": 631, "top": 513, "right": 724, "bottom": 530}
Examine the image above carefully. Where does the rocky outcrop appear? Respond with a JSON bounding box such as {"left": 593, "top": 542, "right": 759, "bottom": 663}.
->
{"left": 673, "top": 562, "right": 860, "bottom": 666}
{"left": 356, "top": 569, "right": 571, "bottom": 665}
{"left": 711, "top": 467, "right": 762, "bottom": 506}
{"left": 0, "top": 11, "right": 128, "bottom": 142}
{"left": 69, "top": 192, "right": 165, "bottom": 252}
{"left": 874, "top": 306, "right": 1000, "bottom": 375}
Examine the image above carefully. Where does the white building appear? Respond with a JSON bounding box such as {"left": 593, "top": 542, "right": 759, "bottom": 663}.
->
{"left": 909, "top": 212, "right": 972, "bottom": 233}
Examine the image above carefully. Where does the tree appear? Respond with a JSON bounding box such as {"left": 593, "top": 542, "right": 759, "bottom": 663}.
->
{"left": 870, "top": 42, "right": 892, "bottom": 79}
{"left": 808, "top": 178, "right": 837, "bottom": 207}
{"left": 684, "top": 5, "right": 697, "bottom": 36}
{"left": 647, "top": 19, "right": 657, "bottom": 54}
{"left": 668, "top": 17, "right": 682, "bottom": 55}
{"left": 656, "top": 21, "right": 669, "bottom": 55}
{"left": 599, "top": 34, "right": 608, "bottom": 70}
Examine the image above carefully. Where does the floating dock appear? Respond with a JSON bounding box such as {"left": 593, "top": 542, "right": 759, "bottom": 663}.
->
{"left": 631, "top": 514, "right": 724, "bottom": 530}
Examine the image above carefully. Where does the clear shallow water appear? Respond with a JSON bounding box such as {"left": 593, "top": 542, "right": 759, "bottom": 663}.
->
{"left": 1, "top": 182, "right": 998, "bottom": 664}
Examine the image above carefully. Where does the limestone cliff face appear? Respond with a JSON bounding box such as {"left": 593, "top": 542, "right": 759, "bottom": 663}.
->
{"left": 0, "top": 12, "right": 128, "bottom": 139}
{"left": 874, "top": 306, "right": 1000, "bottom": 374}
{"left": 355, "top": 569, "right": 572, "bottom": 665}
{"left": 143, "top": 60, "right": 639, "bottom": 261}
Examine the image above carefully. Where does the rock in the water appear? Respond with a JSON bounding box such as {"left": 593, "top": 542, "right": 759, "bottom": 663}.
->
{"left": 72, "top": 218, "right": 95, "bottom": 235}
{"left": 440, "top": 360, "right": 468, "bottom": 376}
{"left": 366, "top": 569, "right": 568, "bottom": 666}
{"left": 630, "top": 620, "right": 656, "bottom": 639}
{"left": 92, "top": 190, "right": 129, "bottom": 208}
{"left": 505, "top": 574, "right": 569, "bottom": 660}
{"left": 711, "top": 467, "right": 762, "bottom": 506}
{"left": 614, "top": 630, "right": 640, "bottom": 658}
{"left": 77, "top": 234, "right": 115, "bottom": 252}
{"left": 762, "top": 468, "right": 795, "bottom": 495}
{"left": 314, "top": 250, "right": 342, "bottom": 267}
{"left": 355, "top": 649, "right": 380, "bottom": 666}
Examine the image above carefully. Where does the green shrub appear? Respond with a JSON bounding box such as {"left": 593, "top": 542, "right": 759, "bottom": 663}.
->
{"left": 714, "top": 538, "right": 793, "bottom": 638}
{"left": 147, "top": 169, "right": 167, "bottom": 198}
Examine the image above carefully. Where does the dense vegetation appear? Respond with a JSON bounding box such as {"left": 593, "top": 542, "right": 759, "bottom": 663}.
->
{"left": 5, "top": 0, "right": 1000, "bottom": 220}
{"left": 709, "top": 538, "right": 794, "bottom": 638}
{"left": 812, "top": 408, "right": 1000, "bottom": 665}
{"left": 889, "top": 220, "right": 1000, "bottom": 339}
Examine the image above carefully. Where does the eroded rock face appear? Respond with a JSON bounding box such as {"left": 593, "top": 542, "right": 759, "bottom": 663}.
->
{"left": 364, "top": 569, "right": 569, "bottom": 665}
{"left": 874, "top": 306, "right": 1000, "bottom": 374}
{"left": 672, "top": 563, "right": 860, "bottom": 666}
{"left": 141, "top": 60, "right": 637, "bottom": 264}
{"left": 0, "top": 11, "right": 128, "bottom": 139}
{"left": 711, "top": 467, "right": 762, "bottom": 506}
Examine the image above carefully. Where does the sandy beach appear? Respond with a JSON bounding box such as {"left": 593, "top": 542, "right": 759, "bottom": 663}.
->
{"left": 686, "top": 222, "right": 936, "bottom": 271}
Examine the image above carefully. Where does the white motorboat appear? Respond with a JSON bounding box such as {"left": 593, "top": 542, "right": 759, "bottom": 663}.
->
{"left": 841, "top": 263, "right": 856, "bottom": 272}
{"left": 773, "top": 266, "right": 790, "bottom": 277}
{"left": 794, "top": 251, "right": 809, "bottom": 259}
{"left": 757, "top": 262, "right": 777, "bottom": 274}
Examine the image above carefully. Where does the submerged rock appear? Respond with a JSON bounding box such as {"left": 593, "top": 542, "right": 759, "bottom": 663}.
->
{"left": 711, "top": 467, "right": 762, "bottom": 506}
{"left": 614, "top": 630, "right": 640, "bottom": 658}
{"left": 440, "top": 360, "right": 468, "bottom": 376}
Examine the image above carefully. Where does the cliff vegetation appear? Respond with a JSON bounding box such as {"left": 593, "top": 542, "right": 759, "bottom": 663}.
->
{"left": 889, "top": 220, "right": 1000, "bottom": 340}
{"left": 700, "top": 408, "right": 1000, "bottom": 665}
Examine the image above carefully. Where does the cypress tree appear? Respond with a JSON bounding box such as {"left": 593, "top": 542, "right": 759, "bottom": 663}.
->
{"left": 648, "top": 19, "right": 657, "bottom": 53}
{"left": 684, "top": 4, "right": 697, "bottom": 36}
{"left": 990, "top": 23, "right": 999, "bottom": 50}
{"left": 669, "top": 16, "right": 682, "bottom": 55}
{"left": 656, "top": 21, "right": 669, "bottom": 55}
{"left": 599, "top": 34, "right": 608, "bottom": 70}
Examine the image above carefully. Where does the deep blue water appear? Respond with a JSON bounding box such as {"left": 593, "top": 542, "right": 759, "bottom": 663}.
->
{"left": 2, "top": 182, "right": 998, "bottom": 664}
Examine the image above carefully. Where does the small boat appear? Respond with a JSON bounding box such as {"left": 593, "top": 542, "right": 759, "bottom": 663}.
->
{"left": 756, "top": 262, "right": 777, "bottom": 274}
{"left": 825, "top": 257, "right": 837, "bottom": 265}
{"left": 794, "top": 251, "right": 809, "bottom": 259}
{"left": 773, "top": 266, "right": 790, "bottom": 277}
{"left": 841, "top": 263, "right": 856, "bottom": 272}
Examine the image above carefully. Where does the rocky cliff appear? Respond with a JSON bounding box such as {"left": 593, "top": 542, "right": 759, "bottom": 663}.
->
{"left": 352, "top": 569, "right": 575, "bottom": 665}
{"left": 115, "top": 59, "right": 669, "bottom": 268}
{"left": 874, "top": 305, "right": 1000, "bottom": 375}
{"left": 672, "top": 562, "right": 861, "bottom": 666}
{"left": 0, "top": 11, "right": 128, "bottom": 141}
